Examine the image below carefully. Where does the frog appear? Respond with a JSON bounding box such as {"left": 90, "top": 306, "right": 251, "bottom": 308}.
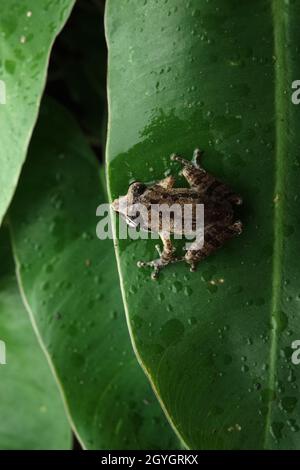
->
{"left": 111, "top": 149, "right": 243, "bottom": 279}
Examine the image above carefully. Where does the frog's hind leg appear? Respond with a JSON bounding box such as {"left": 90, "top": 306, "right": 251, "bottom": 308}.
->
{"left": 207, "top": 181, "right": 243, "bottom": 206}
{"left": 185, "top": 221, "right": 242, "bottom": 272}
{"left": 137, "top": 235, "right": 180, "bottom": 280}
{"left": 171, "top": 150, "right": 242, "bottom": 205}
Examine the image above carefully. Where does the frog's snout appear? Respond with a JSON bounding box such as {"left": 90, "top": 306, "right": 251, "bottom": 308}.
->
{"left": 111, "top": 195, "right": 129, "bottom": 215}
{"left": 111, "top": 198, "right": 119, "bottom": 212}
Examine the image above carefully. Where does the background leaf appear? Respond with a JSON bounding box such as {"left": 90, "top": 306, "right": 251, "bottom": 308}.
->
{"left": 47, "top": 0, "right": 107, "bottom": 152}
{"left": 0, "top": 0, "right": 75, "bottom": 226}
{"left": 0, "top": 229, "right": 71, "bottom": 450}
{"left": 106, "top": 0, "right": 300, "bottom": 449}
{"left": 9, "top": 99, "right": 180, "bottom": 450}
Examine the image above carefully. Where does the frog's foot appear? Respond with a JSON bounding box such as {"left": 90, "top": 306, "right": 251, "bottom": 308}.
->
{"left": 171, "top": 149, "right": 204, "bottom": 169}
{"left": 192, "top": 148, "right": 204, "bottom": 168}
{"left": 137, "top": 246, "right": 181, "bottom": 280}
{"left": 137, "top": 258, "right": 168, "bottom": 280}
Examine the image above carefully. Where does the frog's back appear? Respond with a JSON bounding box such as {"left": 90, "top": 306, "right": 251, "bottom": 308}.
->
{"left": 141, "top": 186, "right": 203, "bottom": 206}
{"left": 139, "top": 185, "right": 233, "bottom": 236}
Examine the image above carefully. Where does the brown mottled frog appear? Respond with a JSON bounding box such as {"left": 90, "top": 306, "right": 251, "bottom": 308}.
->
{"left": 112, "top": 149, "right": 243, "bottom": 279}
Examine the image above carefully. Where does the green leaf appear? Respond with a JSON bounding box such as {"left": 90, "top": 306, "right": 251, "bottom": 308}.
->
{"left": 106, "top": 0, "right": 300, "bottom": 449}
{"left": 0, "top": 0, "right": 75, "bottom": 226}
{"left": 0, "top": 229, "right": 71, "bottom": 450}
{"left": 9, "top": 99, "right": 180, "bottom": 450}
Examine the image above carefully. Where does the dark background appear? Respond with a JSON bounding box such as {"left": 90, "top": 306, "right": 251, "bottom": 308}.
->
{"left": 47, "top": 0, "right": 107, "bottom": 163}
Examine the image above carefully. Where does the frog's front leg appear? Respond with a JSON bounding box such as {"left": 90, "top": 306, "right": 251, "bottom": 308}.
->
{"left": 137, "top": 235, "right": 179, "bottom": 280}
{"left": 184, "top": 221, "right": 242, "bottom": 272}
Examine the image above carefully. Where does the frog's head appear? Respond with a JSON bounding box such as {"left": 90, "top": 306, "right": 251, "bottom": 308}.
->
{"left": 111, "top": 182, "right": 147, "bottom": 225}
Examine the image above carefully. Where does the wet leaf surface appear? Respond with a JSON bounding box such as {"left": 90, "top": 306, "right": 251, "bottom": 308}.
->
{"left": 106, "top": 0, "right": 300, "bottom": 449}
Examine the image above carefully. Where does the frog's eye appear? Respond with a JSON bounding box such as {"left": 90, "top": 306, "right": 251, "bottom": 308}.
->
{"left": 128, "top": 182, "right": 146, "bottom": 202}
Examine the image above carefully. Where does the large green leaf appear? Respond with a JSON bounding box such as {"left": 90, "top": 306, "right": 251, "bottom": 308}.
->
{"left": 106, "top": 0, "right": 300, "bottom": 449}
{"left": 0, "top": 229, "right": 71, "bottom": 450}
{"left": 0, "top": 0, "right": 75, "bottom": 226}
{"left": 9, "top": 99, "right": 180, "bottom": 450}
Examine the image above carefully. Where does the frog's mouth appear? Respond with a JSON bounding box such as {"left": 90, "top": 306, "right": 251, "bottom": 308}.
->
{"left": 111, "top": 196, "right": 140, "bottom": 229}
{"left": 120, "top": 213, "right": 139, "bottom": 229}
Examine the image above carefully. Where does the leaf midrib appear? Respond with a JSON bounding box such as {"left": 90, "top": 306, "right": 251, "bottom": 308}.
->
{"left": 265, "top": 0, "right": 286, "bottom": 449}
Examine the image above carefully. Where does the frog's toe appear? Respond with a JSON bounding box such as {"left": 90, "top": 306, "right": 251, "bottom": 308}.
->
{"left": 137, "top": 259, "right": 155, "bottom": 268}
{"left": 231, "top": 220, "right": 243, "bottom": 235}
{"left": 184, "top": 253, "right": 199, "bottom": 272}
{"left": 189, "top": 262, "right": 198, "bottom": 272}
{"left": 151, "top": 269, "right": 160, "bottom": 280}
{"left": 229, "top": 195, "right": 243, "bottom": 206}
{"left": 170, "top": 154, "right": 190, "bottom": 167}
{"left": 137, "top": 259, "right": 159, "bottom": 269}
